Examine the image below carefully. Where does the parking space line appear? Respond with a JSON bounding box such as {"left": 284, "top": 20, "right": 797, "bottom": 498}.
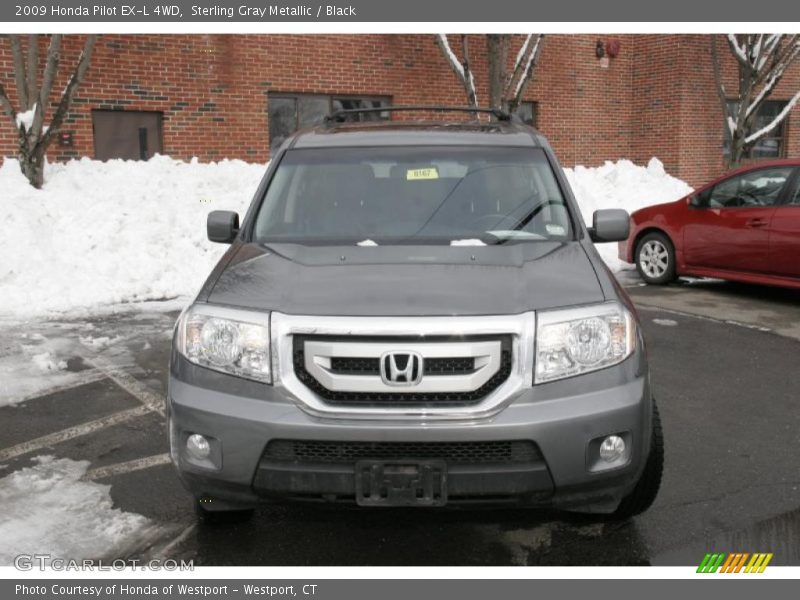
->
{"left": 82, "top": 453, "right": 172, "bottom": 480}
{"left": 148, "top": 523, "right": 197, "bottom": 560}
{"left": 79, "top": 354, "right": 166, "bottom": 416}
{"left": 10, "top": 369, "right": 108, "bottom": 404}
{"left": 0, "top": 404, "right": 152, "bottom": 462}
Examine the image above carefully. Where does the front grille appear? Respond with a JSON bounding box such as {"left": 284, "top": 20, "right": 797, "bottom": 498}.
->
{"left": 329, "top": 356, "right": 475, "bottom": 376}
{"left": 330, "top": 356, "right": 379, "bottom": 374}
{"left": 294, "top": 346, "right": 512, "bottom": 405}
{"left": 263, "top": 439, "right": 542, "bottom": 465}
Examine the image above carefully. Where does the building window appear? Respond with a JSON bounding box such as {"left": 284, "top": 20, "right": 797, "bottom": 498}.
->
{"left": 92, "top": 110, "right": 163, "bottom": 161}
{"left": 724, "top": 100, "right": 788, "bottom": 159}
{"left": 268, "top": 93, "right": 391, "bottom": 154}
{"left": 515, "top": 101, "right": 538, "bottom": 127}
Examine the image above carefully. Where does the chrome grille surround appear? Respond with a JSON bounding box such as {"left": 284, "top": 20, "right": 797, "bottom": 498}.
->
{"left": 271, "top": 311, "right": 535, "bottom": 420}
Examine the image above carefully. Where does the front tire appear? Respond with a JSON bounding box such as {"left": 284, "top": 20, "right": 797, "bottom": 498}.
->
{"left": 635, "top": 232, "right": 676, "bottom": 285}
{"left": 610, "top": 400, "right": 664, "bottom": 520}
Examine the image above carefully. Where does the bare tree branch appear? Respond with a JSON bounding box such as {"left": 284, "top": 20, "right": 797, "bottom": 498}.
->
{"left": 715, "top": 33, "right": 800, "bottom": 167}
{"left": 39, "top": 34, "right": 97, "bottom": 150}
{"left": 486, "top": 34, "right": 508, "bottom": 110}
{"left": 504, "top": 34, "right": 534, "bottom": 99}
{"left": 710, "top": 36, "right": 735, "bottom": 135}
{"left": 9, "top": 35, "right": 29, "bottom": 111}
{"left": 0, "top": 81, "right": 16, "bottom": 124}
{"left": 435, "top": 33, "right": 544, "bottom": 117}
{"left": 25, "top": 34, "right": 39, "bottom": 109}
{"left": 508, "top": 34, "right": 544, "bottom": 113}
{"left": 726, "top": 34, "right": 750, "bottom": 69}
{"left": 460, "top": 35, "right": 478, "bottom": 109}
{"left": 434, "top": 34, "right": 478, "bottom": 109}
{"left": 2, "top": 34, "right": 97, "bottom": 187}
{"left": 745, "top": 88, "right": 800, "bottom": 144}
{"left": 30, "top": 34, "right": 62, "bottom": 142}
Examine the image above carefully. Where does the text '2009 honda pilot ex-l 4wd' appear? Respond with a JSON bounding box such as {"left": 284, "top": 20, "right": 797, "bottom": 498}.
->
{"left": 169, "top": 106, "right": 663, "bottom": 523}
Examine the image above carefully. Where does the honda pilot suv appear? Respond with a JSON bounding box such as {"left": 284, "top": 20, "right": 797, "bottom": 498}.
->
{"left": 169, "top": 106, "right": 663, "bottom": 522}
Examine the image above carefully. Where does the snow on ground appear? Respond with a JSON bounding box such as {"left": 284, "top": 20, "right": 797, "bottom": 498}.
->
{"left": 0, "top": 456, "right": 162, "bottom": 564}
{"left": 565, "top": 157, "right": 694, "bottom": 272}
{"left": 0, "top": 330, "right": 85, "bottom": 407}
{"left": 0, "top": 155, "right": 692, "bottom": 321}
{"left": 0, "top": 310, "right": 178, "bottom": 407}
{"left": 0, "top": 155, "right": 265, "bottom": 319}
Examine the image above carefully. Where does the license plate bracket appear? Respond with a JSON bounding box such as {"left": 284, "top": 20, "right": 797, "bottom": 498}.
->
{"left": 355, "top": 459, "right": 447, "bottom": 507}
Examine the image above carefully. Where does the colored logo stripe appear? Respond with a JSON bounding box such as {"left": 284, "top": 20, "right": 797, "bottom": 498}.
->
{"left": 697, "top": 552, "right": 773, "bottom": 573}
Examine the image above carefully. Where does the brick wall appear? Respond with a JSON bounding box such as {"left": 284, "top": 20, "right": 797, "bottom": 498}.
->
{"left": 1, "top": 34, "right": 798, "bottom": 187}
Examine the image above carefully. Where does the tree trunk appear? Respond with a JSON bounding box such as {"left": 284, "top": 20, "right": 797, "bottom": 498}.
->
{"left": 487, "top": 35, "right": 508, "bottom": 111}
{"left": 18, "top": 144, "right": 46, "bottom": 189}
{"left": 1, "top": 34, "right": 95, "bottom": 188}
{"left": 728, "top": 131, "right": 747, "bottom": 169}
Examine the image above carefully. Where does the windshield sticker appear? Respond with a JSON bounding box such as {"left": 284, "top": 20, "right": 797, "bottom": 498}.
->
{"left": 546, "top": 224, "right": 566, "bottom": 236}
{"left": 406, "top": 167, "right": 439, "bottom": 181}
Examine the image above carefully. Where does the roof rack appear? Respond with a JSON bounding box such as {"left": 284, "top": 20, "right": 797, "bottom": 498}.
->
{"left": 323, "top": 105, "right": 517, "bottom": 124}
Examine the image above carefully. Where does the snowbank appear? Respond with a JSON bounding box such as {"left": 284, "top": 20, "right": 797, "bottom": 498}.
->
{"left": 0, "top": 456, "right": 162, "bottom": 564}
{"left": 565, "top": 158, "right": 693, "bottom": 271}
{"left": 0, "top": 155, "right": 265, "bottom": 318}
{"left": 0, "top": 155, "right": 692, "bottom": 319}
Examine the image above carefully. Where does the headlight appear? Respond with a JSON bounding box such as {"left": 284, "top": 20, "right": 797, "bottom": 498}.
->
{"left": 535, "top": 302, "right": 636, "bottom": 384}
{"left": 175, "top": 305, "right": 271, "bottom": 383}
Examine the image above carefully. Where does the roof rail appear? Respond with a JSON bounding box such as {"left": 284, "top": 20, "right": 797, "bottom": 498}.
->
{"left": 323, "top": 105, "right": 517, "bottom": 124}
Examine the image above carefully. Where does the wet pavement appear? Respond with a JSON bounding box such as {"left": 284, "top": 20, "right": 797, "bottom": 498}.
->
{"left": 1, "top": 277, "right": 799, "bottom": 566}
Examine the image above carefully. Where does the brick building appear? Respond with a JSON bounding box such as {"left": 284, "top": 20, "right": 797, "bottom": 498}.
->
{"left": 1, "top": 34, "right": 798, "bottom": 187}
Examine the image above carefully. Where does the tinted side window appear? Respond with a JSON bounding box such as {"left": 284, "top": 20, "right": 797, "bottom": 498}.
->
{"left": 792, "top": 178, "right": 800, "bottom": 205}
{"left": 704, "top": 167, "right": 792, "bottom": 208}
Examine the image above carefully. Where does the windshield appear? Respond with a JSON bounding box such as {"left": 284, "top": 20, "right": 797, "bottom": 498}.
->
{"left": 253, "top": 146, "right": 573, "bottom": 245}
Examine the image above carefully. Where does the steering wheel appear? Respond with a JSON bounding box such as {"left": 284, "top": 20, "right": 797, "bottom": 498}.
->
{"left": 739, "top": 191, "right": 762, "bottom": 206}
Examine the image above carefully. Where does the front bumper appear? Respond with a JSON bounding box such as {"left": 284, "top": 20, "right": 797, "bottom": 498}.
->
{"left": 168, "top": 344, "right": 651, "bottom": 513}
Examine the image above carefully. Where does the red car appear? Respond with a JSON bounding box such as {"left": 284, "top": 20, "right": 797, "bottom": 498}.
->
{"left": 619, "top": 159, "right": 800, "bottom": 289}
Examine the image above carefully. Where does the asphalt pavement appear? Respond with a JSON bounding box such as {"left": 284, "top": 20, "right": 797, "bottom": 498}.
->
{"left": 1, "top": 275, "right": 799, "bottom": 566}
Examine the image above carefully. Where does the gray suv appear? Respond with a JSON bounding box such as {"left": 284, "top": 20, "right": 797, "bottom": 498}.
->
{"left": 169, "top": 107, "right": 663, "bottom": 523}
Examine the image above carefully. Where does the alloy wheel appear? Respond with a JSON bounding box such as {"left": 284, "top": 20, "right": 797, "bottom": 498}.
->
{"left": 639, "top": 240, "right": 669, "bottom": 279}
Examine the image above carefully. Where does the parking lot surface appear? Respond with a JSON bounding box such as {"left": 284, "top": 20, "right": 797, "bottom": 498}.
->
{"left": 1, "top": 275, "right": 799, "bottom": 566}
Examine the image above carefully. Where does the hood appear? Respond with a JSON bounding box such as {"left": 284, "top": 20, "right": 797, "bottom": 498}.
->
{"left": 204, "top": 241, "right": 605, "bottom": 316}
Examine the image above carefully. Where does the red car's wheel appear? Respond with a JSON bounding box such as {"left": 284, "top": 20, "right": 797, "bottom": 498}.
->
{"left": 635, "top": 232, "right": 676, "bottom": 285}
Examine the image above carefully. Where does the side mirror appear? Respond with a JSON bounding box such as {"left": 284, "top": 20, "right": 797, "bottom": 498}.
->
{"left": 207, "top": 210, "right": 240, "bottom": 244}
{"left": 688, "top": 195, "right": 702, "bottom": 208}
{"left": 589, "top": 209, "right": 630, "bottom": 243}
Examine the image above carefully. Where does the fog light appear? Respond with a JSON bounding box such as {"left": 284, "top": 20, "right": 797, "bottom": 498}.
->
{"left": 186, "top": 434, "right": 211, "bottom": 460}
{"left": 599, "top": 435, "right": 626, "bottom": 462}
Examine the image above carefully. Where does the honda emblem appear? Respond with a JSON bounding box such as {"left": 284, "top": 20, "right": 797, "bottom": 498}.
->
{"left": 380, "top": 351, "right": 424, "bottom": 386}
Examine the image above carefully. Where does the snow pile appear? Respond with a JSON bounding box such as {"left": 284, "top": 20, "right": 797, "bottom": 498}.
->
{"left": 0, "top": 155, "right": 691, "bottom": 319}
{"left": 0, "top": 155, "right": 265, "bottom": 318}
{"left": 565, "top": 158, "right": 693, "bottom": 271}
{"left": 0, "top": 456, "right": 160, "bottom": 564}
{"left": 79, "top": 335, "right": 123, "bottom": 349}
{"left": 31, "top": 351, "right": 67, "bottom": 372}
{"left": 15, "top": 105, "right": 36, "bottom": 131}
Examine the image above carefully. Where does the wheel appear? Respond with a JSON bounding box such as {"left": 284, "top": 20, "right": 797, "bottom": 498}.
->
{"left": 635, "top": 232, "right": 676, "bottom": 285}
{"left": 610, "top": 400, "right": 664, "bottom": 520}
{"left": 194, "top": 497, "right": 254, "bottom": 526}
